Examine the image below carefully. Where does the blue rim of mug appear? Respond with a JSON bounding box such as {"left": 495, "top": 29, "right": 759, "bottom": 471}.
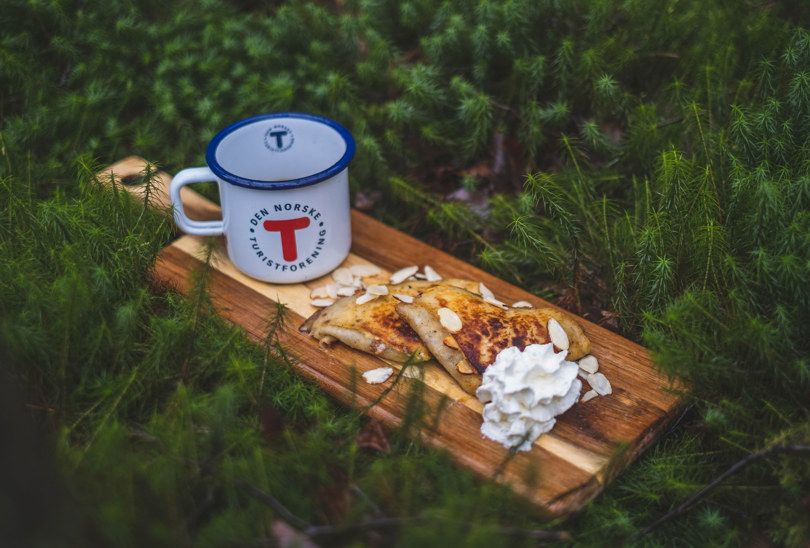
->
{"left": 205, "top": 112, "right": 356, "bottom": 190}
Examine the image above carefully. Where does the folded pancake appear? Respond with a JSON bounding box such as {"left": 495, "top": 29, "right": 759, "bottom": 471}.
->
{"left": 396, "top": 285, "right": 591, "bottom": 394}
{"left": 300, "top": 279, "right": 479, "bottom": 363}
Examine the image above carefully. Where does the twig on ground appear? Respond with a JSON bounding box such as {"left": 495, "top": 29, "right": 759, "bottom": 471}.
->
{"left": 237, "top": 480, "right": 312, "bottom": 531}
{"left": 489, "top": 99, "right": 525, "bottom": 122}
{"left": 239, "top": 480, "right": 570, "bottom": 542}
{"left": 631, "top": 443, "right": 810, "bottom": 541}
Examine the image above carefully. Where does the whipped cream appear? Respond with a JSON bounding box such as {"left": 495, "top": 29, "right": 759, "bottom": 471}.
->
{"left": 476, "top": 343, "right": 581, "bottom": 452}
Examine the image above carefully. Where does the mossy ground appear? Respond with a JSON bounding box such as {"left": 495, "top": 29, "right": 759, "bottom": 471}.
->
{"left": 2, "top": 1, "right": 809, "bottom": 546}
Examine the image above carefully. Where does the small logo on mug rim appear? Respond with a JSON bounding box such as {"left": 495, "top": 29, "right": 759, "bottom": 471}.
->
{"left": 264, "top": 124, "right": 294, "bottom": 152}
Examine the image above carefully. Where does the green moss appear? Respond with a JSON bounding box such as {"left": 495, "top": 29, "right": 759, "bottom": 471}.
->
{"left": 2, "top": 0, "right": 810, "bottom": 545}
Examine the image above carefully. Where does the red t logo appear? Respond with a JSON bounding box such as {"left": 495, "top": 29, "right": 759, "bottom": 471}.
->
{"left": 263, "top": 217, "right": 311, "bottom": 261}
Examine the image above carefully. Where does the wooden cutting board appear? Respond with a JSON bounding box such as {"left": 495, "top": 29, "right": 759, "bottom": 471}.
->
{"left": 99, "top": 156, "right": 682, "bottom": 518}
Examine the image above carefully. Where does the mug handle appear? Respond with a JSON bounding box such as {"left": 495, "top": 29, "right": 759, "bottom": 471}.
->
{"left": 169, "top": 167, "right": 225, "bottom": 236}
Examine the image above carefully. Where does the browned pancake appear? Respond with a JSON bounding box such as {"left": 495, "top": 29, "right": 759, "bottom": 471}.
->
{"left": 301, "top": 279, "right": 479, "bottom": 363}
{"left": 396, "top": 285, "right": 591, "bottom": 394}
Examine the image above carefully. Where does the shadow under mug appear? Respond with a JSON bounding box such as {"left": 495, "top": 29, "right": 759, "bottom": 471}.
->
{"left": 169, "top": 112, "right": 355, "bottom": 284}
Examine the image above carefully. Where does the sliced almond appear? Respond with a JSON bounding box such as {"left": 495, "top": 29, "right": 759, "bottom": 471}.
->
{"left": 332, "top": 267, "right": 354, "bottom": 285}
{"left": 478, "top": 282, "right": 495, "bottom": 300}
{"left": 581, "top": 389, "right": 598, "bottom": 402}
{"left": 587, "top": 372, "right": 612, "bottom": 396}
{"left": 456, "top": 359, "right": 476, "bottom": 375}
{"left": 362, "top": 367, "right": 394, "bottom": 384}
{"left": 547, "top": 318, "right": 570, "bottom": 351}
{"left": 349, "top": 263, "right": 382, "bottom": 278}
{"left": 336, "top": 286, "right": 359, "bottom": 297}
{"left": 310, "top": 286, "right": 330, "bottom": 299}
{"left": 423, "top": 265, "right": 442, "bottom": 281}
{"left": 365, "top": 284, "right": 389, "bottom": 296}
{"left": 401, "top": 365, "right": 424, "bottom": 379}
{"left": 485, "top": 296, "right": 507, "bottom": 309}
{"left": 437, "top": 307, "right": 462, "bottom": 333}
{"left": 310, "top": 298, "right": 335, "bottom": 307}
{"left": 511, "top": 300, "right": 533, "bottom": 308}
{"left": 355, "top": 292, "right": 378, "bottom": 305}
{"left": 369, "top": 339, "right": 387, "bottom": 354}
{"left": 578, "top": 355, "right": 599, "bottom": 374}
{"left": 393, "top": 293, "right": 414, "bottom": 303}
{"left": 442, "top": 335, "right": 459, "bottom": 349}
{"left": 389, "top": 265, "right": 419, "bottom": 284}
{"left": 326, "top": 283, "right": 340, "bottom": 299}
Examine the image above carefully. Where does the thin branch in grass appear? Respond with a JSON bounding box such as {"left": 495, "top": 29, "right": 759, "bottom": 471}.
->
{"left": 78, "top": 365, "right": 141, "bottom": 463}
{"left": 632, "top": 443, "right": 810, "bottom": 540}
{"left": 237, "top": 480, "right": 312, "bottom": 531}
{"left": 239, "top": 480, "right": 571, "bottom": 543}
{"left": 657, "top": 114, "right": 685, "bottom": 128}
{"left": 489, "top": 98, "right": 524, "bottom": 122}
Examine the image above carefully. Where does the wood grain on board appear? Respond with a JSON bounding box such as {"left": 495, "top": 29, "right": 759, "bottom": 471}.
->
{"left": 98, "top": 156, "right": 683, "bottom": 518}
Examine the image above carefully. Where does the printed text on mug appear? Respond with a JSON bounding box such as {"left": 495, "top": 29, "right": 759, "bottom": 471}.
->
{"left": 248, "top": 203, "right": 327, "bottom": 272}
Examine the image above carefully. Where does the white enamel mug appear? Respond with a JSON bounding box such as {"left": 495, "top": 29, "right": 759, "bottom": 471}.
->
{"left": 170, "top": 113, "right": 355, "bottom": 284}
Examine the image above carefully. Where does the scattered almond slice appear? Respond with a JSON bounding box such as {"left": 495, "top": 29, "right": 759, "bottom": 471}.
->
{"left": 581, "top": 389, "right": 598, "bottom": 402}
{"left": 414, "top": 272, "right": 427, "bottom": 280}
{"left": 437, "top": 307, "right": 462, "bottom": 333}
{"left": 362, "top": 367, "right": 394, "bottom": 384}
{"left": 349, "top": 263, "right": 382, "bottom": 278}
{"left": 485, "top": 296, "right": 507, "bottom": 309}
{"left": 456, "top": 359, "right": 476, "bottom": 375}
{"left": 336, "top": 286, "right": 358, "bottom": 297}
{"left": 479, "top": 282, "right": 495, "bottom": 300}
{"left": 310, "top": 286, "right": 330, "bottom": 299}
{"left": 423, "top": 265, "right": 442, "bottom": 281}
{"left": 310, "top": 298, "right": 335, "bottom": 307}
{"left": 365, "top": 284, "right": 389, "bottom": 296}
{"left": 393, "top": 293, "right": 414, "bottom": 303}
{"left": 369, "top": 339, "right": 387, "bottom": 354}
{"left": 587, "top": 372, "right": 612, "bottom": 395}
{"left": 332, "top": 267, "right": 354, "bottom": 285}
{"left": 326, "top": 283, "right": 340, "bottom": 299}
{"left": 547, "top": 318, "right": 570, "bottom": 351}
{"left": 442, "top": 335, "right": 459, "bottom": 349}
{"left": 389, "top": 265, "right": 419, "bottom": 284}
{"left": 355, "top": 292, "right": 378, "bottom": 305}
{"left": 511, "top": 301, "right": 533, "bottom": 308}
{"left": 401, "top": 365, "right": 424, "bottom": 379}
{"left": 578, "top": 355, "right": 599, "bottom": 374}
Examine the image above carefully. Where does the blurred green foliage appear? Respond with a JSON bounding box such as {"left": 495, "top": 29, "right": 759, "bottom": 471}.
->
{"left": 2, "top": 0, "right": 810, "bottom": 546}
